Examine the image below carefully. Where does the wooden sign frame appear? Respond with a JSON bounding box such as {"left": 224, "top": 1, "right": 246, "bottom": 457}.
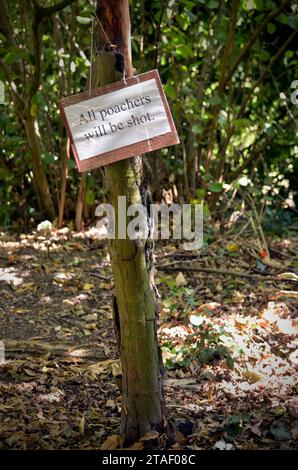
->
{"left": 59, "top": 70, "right": 179, "bottom": 172}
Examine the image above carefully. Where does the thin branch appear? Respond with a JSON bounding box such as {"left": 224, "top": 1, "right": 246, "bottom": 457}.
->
{"left": 204, "top": 0, "right": 239, "bottom": 174}
{"left": 0, "top": 0, "right": 25, "bottom": 76}
{"left": 219, "top": 0, "right": 240, "bottom": 94}
{"left": 38, "top": 0, "right": 78, "bottom": 20}
{"left": 29, "top": 0, "right": 77, "bottom": 98}
{"left": 224, "top": 0, "right": 289, "bottom": 86}
{"left": 236, "top": 30, "right": 297, "bottom": 119}
{"left": 228, "top": 112, "right": 297, "bottom": 182}
{"left": 157, "top": 264, "right": 293, "bottom": 281}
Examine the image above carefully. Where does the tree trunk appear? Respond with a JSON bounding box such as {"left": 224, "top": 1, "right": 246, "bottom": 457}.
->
{"left": 58, "top": 138, "right": 70, "bottom": 228}
{"left": 95, "top": 0, "right": 167, "bottom": 445}
{"left": 75, "top": 172, "right": 87, "bottom": 232}
{"left": 24, "top": 115, "right": 55, "bottom": 220}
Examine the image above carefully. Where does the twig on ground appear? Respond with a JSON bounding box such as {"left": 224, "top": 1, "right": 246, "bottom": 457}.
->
{"left": 157, "top": 264, "right": 295, "bottom": 281}
{"left": 90, "top": 272, "right": 111, "bottom": 282}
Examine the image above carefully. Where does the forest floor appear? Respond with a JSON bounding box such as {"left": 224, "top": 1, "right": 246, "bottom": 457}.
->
{"left": 0, "top": 229, "right": 297, "bottom": 450}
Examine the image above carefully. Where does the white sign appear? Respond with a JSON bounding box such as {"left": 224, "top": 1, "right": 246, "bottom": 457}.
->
{"left": 59, "top": 70, "right": 179, "bottom": 172}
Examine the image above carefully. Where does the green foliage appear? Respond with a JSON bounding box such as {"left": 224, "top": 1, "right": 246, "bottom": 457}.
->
{"left": 224, "top": 414, "right": 251, "bottom": 439}
{"left": 159, "top": 280, "right": 238, "bottom": 370}
{"left": 161, "top": 315, "right": 236, "bottom": 370}
{"left": 0, "top": 0, "right": 297, "bottom": 227}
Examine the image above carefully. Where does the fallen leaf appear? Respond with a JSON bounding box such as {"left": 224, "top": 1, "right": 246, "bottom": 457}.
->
{"left": 111, "top": 361, "right": 122, "bottom": 377}
{"left": 79, "top": 414, "right": 85, "bottom": 435}
{"left": 272, "top": 406, "right": 286, "bottom": 417}
{"left": 175, "top": 272, "right": 187, "bottom": 287}
{"left": 100, "top": 434, "right": 121, "bottom": 450}
{"left": 269, "top": 421, "right": 291, "bottom": 441}
{"left": 242, "top": 370, "right": 263, "bottom": 384}
{"left": 83, "top": 283, "right": 94, "bottom": 291}
{"left": 83, "top": 313, "right": 98, "bottom": 322}
{"left": 225, "top": 243, "right": 239, "bottom": 253}
{"left": 87, "top": 359, "right": 114, "bottom": 376}
{"left": 213, "top": 439, "right": 235, "bottom": 450}
{"left": 106, "top": 399, "right": 115, "bottom": 408}
{"left": 249, "top": 420, "right": 263, "bottom": 437}
{"left": 287, "top": 397, "right": 298, "bottom": 418}
{"left": 197, "top": 302, "right": 221, "bottom": 314}
{"left": 139, "top": 431, "right": 159, "bottom": 441}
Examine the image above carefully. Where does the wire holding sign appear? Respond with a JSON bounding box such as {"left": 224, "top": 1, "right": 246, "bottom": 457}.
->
{"left": 59, "top": 70, "right": 179, "bottom": 172}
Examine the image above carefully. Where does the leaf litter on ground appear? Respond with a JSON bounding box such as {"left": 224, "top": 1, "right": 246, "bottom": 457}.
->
{"left": 0, "top": 230, "right": 297, "bottom": 449}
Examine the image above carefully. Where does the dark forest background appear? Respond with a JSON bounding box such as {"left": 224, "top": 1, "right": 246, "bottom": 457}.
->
{"left": 0, "top": 0, "right": 297, "bottom": 236}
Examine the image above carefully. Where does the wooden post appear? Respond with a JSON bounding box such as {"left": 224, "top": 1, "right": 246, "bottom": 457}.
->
{"left": 94, "top": 0, "right": 167, "bottom": 445}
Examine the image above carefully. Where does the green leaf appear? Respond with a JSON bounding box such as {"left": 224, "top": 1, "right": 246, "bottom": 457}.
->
{"left": 288, "top": 16, "right": 298, "bottom": 31}
{"left": 176, "top": 44, "right": 193, "bottom": 57}
{"left": 203, "top": 204, "right": 210, "bottom": 219}
{"left": 202, "top": 173, "right": 213, "bottom": 182}
{"left": 207, "top": 0, "right": 219, "bottom": 9}
{"left": 42, "top": 153, "right": 56, "bottom": 165}
{"left": 198, "top": 347, "right": 215, "bottom": 364}
{"left": 209, "top": 95, "right": 222, "bottom": 106}
{"left": 77, "top": 16, "right": 92, "bottom": 24}
{"left": 233, "top": 118, "right": 251, "bottom": 129}
{"left": 278, "top": 13, "right": 288, "bottom": 25}
{"left": 4, "top": 47, "right": 29, "bottom": 65}
{"left": 192, "top": 124, "right": 203, "bottom": 134}
{"left": 86, "top": 189, "right": 95, "bottom": 206}
{"left": 31, "top": 92, "right": 46, "bottom": 108}
{"left": 163, "top": 84, "right": 176, "bottom": 99}
{"left": 195, "top": 188, "right": 206, "bottom": 200}
{"left": 208, "top": 181, "right": 223, "bottom": 193}
{"left": 226, "top": 355, "right": 234, "bottom": 370}
{"left": 267, "top": 22, "right": 276, "bottom": 34}
{"left": 30, "top": 103, "right": 38, "bottom": 117}
{"left": 176, "top": 13, "right": 190, "bottom": 30}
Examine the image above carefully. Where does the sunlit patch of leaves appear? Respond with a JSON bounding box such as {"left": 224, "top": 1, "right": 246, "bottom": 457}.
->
{"left": 160, "top": 316, "right": 236, "bottom": 370}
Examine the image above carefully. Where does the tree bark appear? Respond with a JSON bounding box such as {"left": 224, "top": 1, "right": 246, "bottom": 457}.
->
{"left": 24, "top": 115, "right": 56, "bottom": 220}
{"left": 75, "top": 172, "right": 87, "bottom": 232}
{"left": 58, "top": 138, "right": 70, "bottom": 228}
{"left": 95, "top": 0, "right": 167, "bottom": 445}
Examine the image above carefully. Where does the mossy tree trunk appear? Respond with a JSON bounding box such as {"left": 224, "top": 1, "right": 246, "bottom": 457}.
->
{"left": 94, "top": 0, "right": 167, "bottom": 445}
{"left": 24, "top": 115, "right": 56, "bottom": 221}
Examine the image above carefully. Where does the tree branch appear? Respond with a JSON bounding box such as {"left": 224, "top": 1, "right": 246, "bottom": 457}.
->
{"left": 204, "top": 0, "right": 239, "bottom": 175}
{"left": 157, "top": 264, "right": 289, "bottom": 281}
{"left": 29, "top": 0, "right": 77, "bottom": 98}
{"left": 0, "top": 0, "right": 25, "bottom": 76}
{"left": 236, "top": 30, "right": 297, "bottom": 120}
{"left": 219, "top": 0, "right": 240, "bottom": 94}
{"left": 224, "top": 0, "right": 289, "bottom": 86}
{"left": 38, "top": 0, "right": 78, "bottom": 20}
{"left": 228, "top": 112, "right": 297, "bottom": 182}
